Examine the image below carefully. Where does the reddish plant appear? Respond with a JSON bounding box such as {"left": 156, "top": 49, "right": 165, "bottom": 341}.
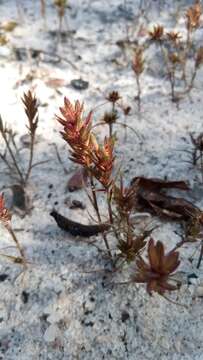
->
{"left": 132, "top": 238, "right": 180, "bottom": 295}
{"left": 55, "top": 96, "right": 203, "bottom": 300}
{"left": 56, "top": 98, "right": 115, "bottom": 257}
{"left": 0, "top": 194, "right": 11, "bottom": 224}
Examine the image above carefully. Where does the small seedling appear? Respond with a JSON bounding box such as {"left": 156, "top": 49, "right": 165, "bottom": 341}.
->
{"left": 0, "top": 90, "right": 39, "bottom": 187}
{"left": 92, "top": 91, "right": 140, "bottom": 140}
{"left": 54, "top": 0, "right": 68, "bottom": 41}
{"left": 147, "top": 2, "right": 203, "bottom": 103}
{"left": 132, "top": 46, "right": 145, "bottom": 111}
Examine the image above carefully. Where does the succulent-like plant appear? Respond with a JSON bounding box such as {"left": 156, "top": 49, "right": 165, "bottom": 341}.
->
{"left": 132, "top": 238, "right": 180, "bottom": 295}
{"left": 148, "top": 24, "right": 164, "bottom": 42}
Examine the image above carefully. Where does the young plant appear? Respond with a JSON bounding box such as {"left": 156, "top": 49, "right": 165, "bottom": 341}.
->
{"left": 105, "top": 91, "right": 121, "bottom": 137}
{"left": 55, "top": 96, "right": 203, "bottom": 300}
{"left": 0, "top": 90, "right": 39, "bottom": 187}
{"left": 148, "top": 24, "right": 180, "bottom": 103}
{"left": 132, "top": 46, "right": 145, "bottom": 111}
{"left": 112, "top": 177, "right": 147, "bottom": 263}
{"left": 92, "top": 91, "right": 140, "bottom": 140}
{"left": 56, "top": 98, "right": 114, "bottom": 258}
{"left": 0, "top": 194, "right": 27, "bottom": 269}
{"left": 54, "top": 0, "right": 68, "bottom": 40}
{"left": 185, "top": 133, "right": 203, "bottom": 182}
{"left": 147, "top": 2, "right": 203, "bottom": 103}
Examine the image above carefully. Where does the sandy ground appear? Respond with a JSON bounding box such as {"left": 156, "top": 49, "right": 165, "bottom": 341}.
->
{"left": 0, "top": 0, "right": 203, "bottom": 359}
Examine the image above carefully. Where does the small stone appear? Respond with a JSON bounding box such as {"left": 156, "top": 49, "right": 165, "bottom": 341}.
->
{"left": 187, "top": 273, "right": 198, "bottom": 285}
{"left": 0, "top": 274, "right": 8, "bottom": 282}
{"left": 44, "top": 324, "right": 61, "bottom": 342}
{"left": 174, "top": 338, "right": 182, "bottom": 353}
{"left": 47, "top": 312, "right": 63, "bottom": 324}
{"left": 71, "top": 78, "right": 89, "bottom": 90}
{"left": 69, "top": 200, "right": 85, "bottom": 210}
{"left": 11, "top": 184, "right": 27, "bottom": 211}
{"left": 121, "top": 310, "right": 130, "bottom": 322}
{"left": 21, "top": 291, "right": 29, "bottom": 304}
{"left": 195, "top": 286, "right": 203, "bottom": 297}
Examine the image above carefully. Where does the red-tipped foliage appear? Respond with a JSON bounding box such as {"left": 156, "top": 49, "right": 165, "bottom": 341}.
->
{"left": 132, "top": 238, "right": 180, "bottom": 295}
{"left": 0, "top": 194, "right": 11, "bottom": 224}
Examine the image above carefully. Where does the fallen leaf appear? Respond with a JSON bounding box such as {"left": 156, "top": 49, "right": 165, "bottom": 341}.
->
{"left": 67, "top": 168, "right": 88, "bottom": 192}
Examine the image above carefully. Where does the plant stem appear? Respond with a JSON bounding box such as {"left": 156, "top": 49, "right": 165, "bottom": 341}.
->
{"left": 107, "top": 189, "right": 119, "bottom": 241}
{"left": 170, "top": 237, "right": 187, "bottom": 253}
{"left": 25, "top": 133, "right": 35, "bottom": 184}
{"left": 169, "top": 68, "right": 176, "bottom": 102}
{"left": 90, "top": 175, "right": 112, "bottom": 258}
{"left": 1, "top": 131, "right": 24, "bottom": 184}
{"left": 197, "top": 241, "right": 203, "bottom": 269}
{"left": 109, "top": 103, "right": 116, "bottom": 137}
{"left": 5, "top": 224, "right": 27, "bottom": 266}
{"left": 0, "top": 153, "right": 14, "bottom": 173}
{"left": 159, "top": 41, "right": 177, "bottom": 102}
{"left": 40, "top": 0, "right": 46, "bottom": 19}
{"left": 136, "top": 75, "right": 141, "bottom": 112}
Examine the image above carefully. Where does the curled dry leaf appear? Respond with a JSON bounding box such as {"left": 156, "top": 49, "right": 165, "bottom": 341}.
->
{"left": 138, "top": 190, "right": 201, "bottom": 220}
{"left": 131, "top": 176, "right": 189, "bottom": 191}
{"left": 45, "top": 78, "right": 66, "bottom": 88}
{"left": 50, "top": 210, "right": 110, "bottom": 237}
{"left": 130, "top": 176, "right": 202, "bottom": 222}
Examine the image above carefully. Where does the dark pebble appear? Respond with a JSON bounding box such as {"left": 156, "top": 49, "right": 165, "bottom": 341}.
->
{"left": 21, "top": 291, "right": 29, "bottom": 304}
{"left": 71, "top": 78, "right": 89, "bottom": 90}
{"left": 0, "top": 274, "right": 8, "bottom": 282}
{"left": 121, "top": 310, "right": 130, "bottom": 322}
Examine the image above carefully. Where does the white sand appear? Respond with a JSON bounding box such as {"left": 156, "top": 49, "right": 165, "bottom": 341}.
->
{"left": 0, "top": 1, "right": 203, "bottom": 359}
